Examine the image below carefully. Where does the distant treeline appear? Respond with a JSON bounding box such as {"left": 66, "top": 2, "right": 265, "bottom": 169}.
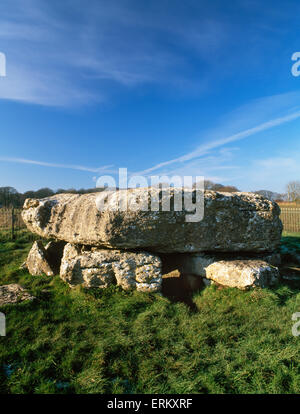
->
{"left": 202, "top": 180, "right": 239, "bottom": 193}
{"left": 0, "top": 182, "right": 287, "bottom": 208}
{"left": 0, "top": 186, "right": 107, "bottom": 208}
{"left": 202, "top": 180, "right": 286, "bottom": 202}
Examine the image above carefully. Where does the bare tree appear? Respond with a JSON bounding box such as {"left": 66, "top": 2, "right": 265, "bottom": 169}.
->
{"left": 286, "top": 181, "right": 300, "bottom": 202}
{"left": 253, "top": 190, "right": 285, "bottom": 201}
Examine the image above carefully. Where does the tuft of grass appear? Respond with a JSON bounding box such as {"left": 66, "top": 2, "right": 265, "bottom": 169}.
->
{"left": 0, "top": 232, "right": 300, "bottom": 393}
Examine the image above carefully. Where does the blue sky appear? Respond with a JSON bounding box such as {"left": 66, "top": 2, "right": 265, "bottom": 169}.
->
{"left": 0, "top": 0, "right": 300, "bottom": 193}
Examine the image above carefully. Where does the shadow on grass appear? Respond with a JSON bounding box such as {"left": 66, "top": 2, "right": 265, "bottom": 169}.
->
{"left": 161, "top": 275, "right": 201, "bottom": 311}
{"left": 160, "top": 254, "right": 205, "bottom": 311}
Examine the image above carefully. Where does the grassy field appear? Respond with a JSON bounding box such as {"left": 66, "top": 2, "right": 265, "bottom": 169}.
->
{"left": 0, "top": 232, "right": 300, "bottom": 394}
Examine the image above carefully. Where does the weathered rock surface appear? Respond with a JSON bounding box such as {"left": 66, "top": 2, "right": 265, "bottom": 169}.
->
{"left": 26, "top": 241, "right": 56, "bottom": 276}
{"left": 60, "top": 243, "right": 162, "bottom": 292}
{"left": 0, "top": 284, "right": 35, "bottom": 306}
{"left": 164, "top": 251, "right": 281, "bottom": 278}
{"left": 25, "top": 240, "right": 66, "bottom": 276}
{"left": 22, "top": 190, "right": 282, "bottom": 253}
{"left": 44, "top": 240, "right": 66, "bottom": 274}
{"left": 205, "top": 260, "right": 279, "bottom": 289}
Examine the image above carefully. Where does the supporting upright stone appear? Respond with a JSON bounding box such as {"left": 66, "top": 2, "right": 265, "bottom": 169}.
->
{"left": 205, "top": 260, "right": 279, "bottom": 289}
{"left": 26, "top": 241, "right": 56, "bottom": 276}
{"left": 60, "top": 243, "right": 162, "bottom": 292}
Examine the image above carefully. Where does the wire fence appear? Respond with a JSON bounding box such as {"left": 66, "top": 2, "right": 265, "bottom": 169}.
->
{"left": 0, "top": 205, "right": 300, "bottom": 241}
{"left": 0, "top": 207, "right": 31, "bottom": 240}
{"left": 280, "top": 207, "right": 300, "bottom": 233}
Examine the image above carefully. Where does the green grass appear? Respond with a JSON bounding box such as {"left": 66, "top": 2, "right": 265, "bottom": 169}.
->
{"left": 282, "top": 232, "right": 300, "bottom": 249}
{"left": 281, "top": 232, "right": 300, "bottom": 265}
{"left": 1, "top": 232, "right": 300, "bottom": 394}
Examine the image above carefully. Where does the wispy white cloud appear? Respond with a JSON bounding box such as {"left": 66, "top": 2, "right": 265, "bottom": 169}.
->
{"left": 0, "top": 157, "right": 116, "bottom": 173}
{"left": 136, "top": 147, "right": 239, "bottom": 183}
{"left": 131, "top": 91, "right": 300, "bottom": 190}
{"left": 2, "top": 89, "right": 299, "bottom": 192}
{"left": 138, "top": 108, "right": 300, "bottom": 175}
{"left": 239, "top": 152, "right": 300, "bottom": 193}
{"left": 0, "top": 0, "right": 224, "bottom": 106}
{"left": 256, "top": 157, "right": 297, "bottom": 169}
{"left": 0, "top": 66, "right": 100, "bottom": 107}
{"left": 0, "top": 0, "right": 288, "bottom": 106}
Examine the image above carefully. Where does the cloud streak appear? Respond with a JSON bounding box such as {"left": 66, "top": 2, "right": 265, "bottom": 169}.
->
{"left": 0, "top": 157, "right": 115, "bottom": 173}
{"left": 0, "top": 0, "right": 217, "bottom": 106}
{"left": 138, "top": 107, "right": 300, "bottom": 175}
{"left": 0, "top": 0, "right": 291, "bottom": 107}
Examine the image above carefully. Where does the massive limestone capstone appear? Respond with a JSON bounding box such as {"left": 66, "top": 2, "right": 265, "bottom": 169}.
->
{"left": 60, "top": 243, "right": 162, "bottom": 292}
{"left": 21, "top": 189, "right": 283, "bottom": 254}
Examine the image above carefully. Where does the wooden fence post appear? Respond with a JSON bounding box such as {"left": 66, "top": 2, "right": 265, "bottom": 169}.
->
{"left": 11, "top": 207, "right": 15, "bottom": 240}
